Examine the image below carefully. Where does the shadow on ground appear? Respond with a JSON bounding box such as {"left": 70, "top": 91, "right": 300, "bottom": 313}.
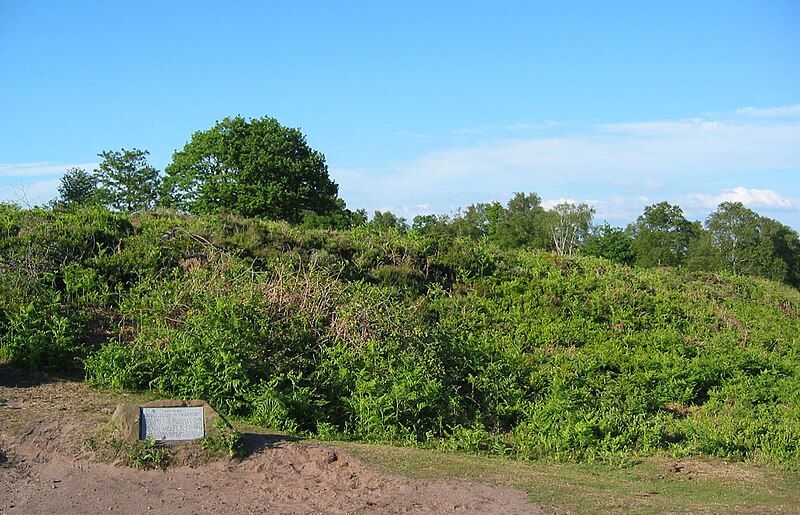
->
{"left": 0, "top": 363, "right": 68, "bottom": 388}
{"left": 0, "top": 363, "right": 87, "bottom": 388}
{"left": 240, "top": 432, "right": 300, "bottom": 458}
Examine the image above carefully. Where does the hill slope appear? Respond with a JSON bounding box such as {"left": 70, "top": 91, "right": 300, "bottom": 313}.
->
{"left": 1, "top": 206, "right": 799, "bottom": 466}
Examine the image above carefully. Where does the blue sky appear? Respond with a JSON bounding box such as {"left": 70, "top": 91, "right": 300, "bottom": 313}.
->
{"left": 2, "top": 1, "right": 799, "bottom": 227}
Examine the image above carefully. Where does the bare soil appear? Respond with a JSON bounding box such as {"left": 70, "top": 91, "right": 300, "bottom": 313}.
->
{"left": 0, "top": 367, "right": 539, "bottom": 514}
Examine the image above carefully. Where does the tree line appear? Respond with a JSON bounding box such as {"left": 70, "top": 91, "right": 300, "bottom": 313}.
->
{"left": 400, "top": 195, "right": 800, "bottom": 288}
{"left": 53, "top": 115, "right": 800, "bottom": 289}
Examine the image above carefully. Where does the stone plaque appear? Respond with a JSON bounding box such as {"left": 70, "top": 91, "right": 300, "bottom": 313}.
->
{"left": 140, "top": 406, "right": 205, "bottom": 441}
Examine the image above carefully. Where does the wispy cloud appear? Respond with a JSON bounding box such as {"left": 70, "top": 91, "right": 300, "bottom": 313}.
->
{"left": 395, "top": 130, "right": 431, "bottom": 140}
{"left": 406, "top": 117, "right": 799, "bottom": 183}
{"left": 734, "top": 104, "right": 800, "bottom": 118}
{"left": 684, "top": 187, "right": 798, "bottom": 211}
{"left": 541, "top": 197, "right": 580, "bottom": 210}
{"left": 334, "top": 105, "right": 800, "bottom": 226}
{"left": 0, "top": 161, "right": 98, "bottom": 178}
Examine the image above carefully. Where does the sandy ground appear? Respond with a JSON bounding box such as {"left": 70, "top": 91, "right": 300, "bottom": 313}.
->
{"left": 0, "top": 367, "right": 540, "bottom": 514}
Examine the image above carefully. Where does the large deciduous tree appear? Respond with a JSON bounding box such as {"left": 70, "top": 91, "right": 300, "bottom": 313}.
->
{"left": 163, "top": 116, "right": 341, "bottom": 222}
{"left": 705, "top": 202, "right": 762, "bottom": 275}
{"left": 583, "top": 223, "right": 635, "bottom": 265}
{"left": 371, "top": 210, "right": 408, "bottom": 232}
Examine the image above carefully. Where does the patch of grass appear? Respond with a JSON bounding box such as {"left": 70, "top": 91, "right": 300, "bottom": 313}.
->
{"left": 115, "top": 438, "right": 171, "bottom": 470}
{"left": 200, "top": 420, "right": 244, "bottom": 460}
{"left": 339, "top": 442, "right": 800, "bottom": 513}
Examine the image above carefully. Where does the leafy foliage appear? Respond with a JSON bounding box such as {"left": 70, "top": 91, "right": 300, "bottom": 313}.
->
{"left": 58, "top": 167, "right": 99, "bottom": 206}
{"left": 95, "top": 148, "right": 161, "bottom": 212}
{"left": 371, "top": 210, "right": 408, "bottom": 232}
{"left": 583, "top": 224, "right": 635, "bottom": 265}
{"left": 117, "top": 438, "right": 171, "bottom": 470}
{"left": 163, "top": 116, "right": 341, "bottom": 222}
{"left": 2, "top": 206, "right": 799, "bottom": 468}
{"left": 628, "top": 201, "right": 698, "bottom": 267}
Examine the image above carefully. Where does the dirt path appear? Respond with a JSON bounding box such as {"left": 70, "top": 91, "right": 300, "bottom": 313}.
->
{"left": 0, "top": 368, "right": 539, "bottom": 514}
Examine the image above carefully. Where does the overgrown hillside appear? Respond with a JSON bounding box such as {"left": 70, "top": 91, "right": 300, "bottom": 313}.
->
{"left": 1, "top": 205, "right": 799, "bottom": 467}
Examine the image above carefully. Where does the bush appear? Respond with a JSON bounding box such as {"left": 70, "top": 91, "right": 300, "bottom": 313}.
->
{"left": 0, "top": 272, "right": 83, "bottom": 371}
{"left": 3, "top": 207, "right": 799, "bottom": 467}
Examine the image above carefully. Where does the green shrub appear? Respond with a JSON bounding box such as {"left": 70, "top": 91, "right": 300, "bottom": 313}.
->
{"left": 0, "top": 272, "right": 83, "bottom": 370}
{"left": 120, "top": 438, "right": 171, "bottom": 470}
{"left": 3, "top": 207, "right": 799, "bottom": 467}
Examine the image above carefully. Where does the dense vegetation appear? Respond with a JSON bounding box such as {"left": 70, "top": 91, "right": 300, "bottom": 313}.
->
{"left": 53, "top": 115, "right": 800, "bottom": 290}
{"left": 2, "top": 204, "right": 798, "bottom": 467}
{"left": 4, "top": 116, "right": 799, "bottom": 467}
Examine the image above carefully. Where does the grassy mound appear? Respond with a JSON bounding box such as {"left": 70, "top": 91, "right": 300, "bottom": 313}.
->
{"left": 2, "top": 205, "right": 799, "bottom": 466}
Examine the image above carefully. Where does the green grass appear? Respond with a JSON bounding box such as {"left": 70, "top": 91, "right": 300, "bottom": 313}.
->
{"left": 338, "top": 442, "right": 800, "bottom": 513}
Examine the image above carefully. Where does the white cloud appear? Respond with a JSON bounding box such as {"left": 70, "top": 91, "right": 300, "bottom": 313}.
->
{"left": 684, "top": 187, "right": 798, "bottom": 211}
{"left": 542, "top": 197, "right": 579, "bottom": 210}
{"left": 734, "top": 104, "right": 800, "bottom": 118}
{"left": 0, "top": 161, "right": 98, "bottom": 178}
{"left": 331, "top": 105, "right": 800, "bottom": 228}
{"left": 401, "top": 117, "right": 800, "bottom": 185}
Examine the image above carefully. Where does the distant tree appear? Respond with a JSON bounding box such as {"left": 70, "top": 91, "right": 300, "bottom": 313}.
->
{"left": 545, "top": 202, "right": 595, "bottom": 256}
{"left": 489, "top": 193, "right": 551, "bottom": 249}
{"left": 705, "top": 202, "right": 800, "bottom": 284}
{"left": 57, "top": 167, "right": 98, "bottom": 206}
{"left": 163, "top": 116, "right": 341, "bottom": 222}
{"left": 705, "top": 202, "right": 763, "bottom": 275}
{"left": 411, "top": 213, "right": 452, "bottom": 238}
{"left": 628, "top": 202, "right": 698, "bottom": 267}
{"left": 371, "top": 210, "right": 407, "bottom": 232}
{"left": 95, "top": 148, "right": 160, "bottom": 212}
{"left": 685, "top": 230, "right": 724, "bottom": 272}
{"left": 582, "top": 224, "right": 635, "bottom": 265}
{"left": 761, "top": 217, "right": 800, "bottom": 288}
{"left": 450, "top": 202, "right": 504, "bottom": 240}
{"left": 301, "top": 199, "right": 367, "bottom": 229}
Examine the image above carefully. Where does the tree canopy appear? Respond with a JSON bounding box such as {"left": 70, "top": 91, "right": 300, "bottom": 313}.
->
{"left": 57, "top": 167, "right": 98, "bottom": 206}
{"left": 628, "top": 202, "right": 697, "bottom": 267}
{"left": 163, "top": 116, "right": 341, "bottom": 222}
{"left": 47, "top": 115, "right": 800, "bottom": 291}
{"left": 95, "top": 148, "right": 161, "bottom": 212}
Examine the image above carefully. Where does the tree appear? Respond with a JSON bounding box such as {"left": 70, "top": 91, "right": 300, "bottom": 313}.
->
{"left": 57, "top": 167, "right": 98, "bottom": 206}
{"left": 450, "top": 202, "right": 503, "bottom": 240}
{"left": 761, "top": 218, "right": 800, "bottom": 288}
{"left": 301, "top": 199, "right": 367, "bottom": 229}
{"left": 371, "top": 210, "right": 407, "bottom": 232}
{"left": 628, "top": 202, "right": 698, "bottom": 267}
{"left": 705, "top": 202, "right": 799, "bottom": 284}
{"left": 685, "top": 230, "right": 724, "bottom": 272}
{"left": 95, "top": 148, "right": 160, "bottom": 212}
{"left": 705, "top": 202, "right": 762, "bottom": 275}
{"left": 583, "top": 224, "right": 635, "bottom": 265}
{"left": 411, "top": 213, "right": 452, "bottom": 238}
{"left": 492, "top": 192, "right": 550, "bottom": 249}
{"left": 545, "top": 202, "right": 595, "bottom": 256}
{"left": 163, "top": 116, "right": 341, "bottom": 222}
